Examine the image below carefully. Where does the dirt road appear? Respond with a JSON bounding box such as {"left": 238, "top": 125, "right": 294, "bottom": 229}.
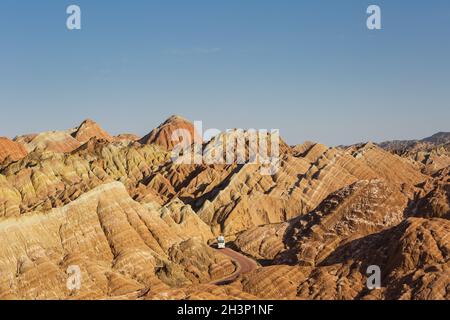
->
{"left": 211, "top": 247, "right": 258, "bottom": 285}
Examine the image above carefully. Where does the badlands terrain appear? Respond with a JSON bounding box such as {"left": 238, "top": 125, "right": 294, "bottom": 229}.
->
{"left": 0, "top": 116, "right": 449, "bottom": 300}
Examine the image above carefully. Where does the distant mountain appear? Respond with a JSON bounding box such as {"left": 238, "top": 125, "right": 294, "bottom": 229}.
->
{"left": 379, "top": 132, "right": 450, "bottom": 175}
{"left": 379, "top": 132, "right": 450, "bottom": 152}
{"left": 422, "top": 132, "right": 450, "bottom": 144}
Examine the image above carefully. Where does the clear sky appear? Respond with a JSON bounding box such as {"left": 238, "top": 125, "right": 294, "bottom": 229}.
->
{"left": 0, "top": 0, "right": 449, "bottom": 145}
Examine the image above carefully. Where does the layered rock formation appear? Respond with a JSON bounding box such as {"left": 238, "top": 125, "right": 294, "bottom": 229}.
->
{"left": 0, "top": 137, "right": 27, "bottom": 164}
{"left": 115, "top": 133, "right": 140, "bottom": 143}
{"left": 234, "top": 179, "right": 407, "bottom": 264}
{"left": 140, "top": 115, "right": 201, "bottom": 151}
{"left": 407, "top": 167, "right": 450, "bottom": 219}
{"left": 0, "top": 183, "right": 235, "bottom": 299}
{"left": 15, "top": 131, "right": 81, "bottom": 153}
{"left": 0, "top": 139, "right": 169, "bottom": 217}
{"left": 380, "top": 132, "right": 450, "bottom": 174}
{"left": 239, "top": 218, "right": 450, "bottom": 300}
{"left": 194, "top": 140, "right": 424, "bottom": 236}
{"left": 0, "top": 116, "right": 449, "bottom": 300}
{"left": 71, "top": 119, "right": 113, "bottom": 143}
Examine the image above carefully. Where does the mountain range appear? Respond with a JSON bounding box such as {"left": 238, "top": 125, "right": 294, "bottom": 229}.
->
{"left": 0, "top": 116, "right": 448, "bottom": 300}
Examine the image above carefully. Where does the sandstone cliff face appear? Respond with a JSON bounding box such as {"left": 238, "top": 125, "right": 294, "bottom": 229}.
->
{"left": 0, "top": 137, "right": 27, "bottom": 164}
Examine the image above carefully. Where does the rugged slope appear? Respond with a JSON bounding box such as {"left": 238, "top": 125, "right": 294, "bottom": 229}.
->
{"left": 196, "top": 140, "right": 425, "bottom": 236}
{"left": 239, "top": 217, "right": 450, "bottom": 300}
{"left": 0, "top": 139, "right": 169, "bottom": 217}
{"left": 0, "top": 137, "right": 27, "bottom": 164}
{"left": 380, "top": 133, "right": 450, "bottom": 174}
{"left": 0, "top": 182, "right": 235, "bottom": 299}
{"left": 407, "top": 166, "right": 450, "bottom": 219}
{"left": 0, "top": 116, "right": 448, "bottom": 300}
{"left": 15, "top": 131, "right": 81, "bottom": 153}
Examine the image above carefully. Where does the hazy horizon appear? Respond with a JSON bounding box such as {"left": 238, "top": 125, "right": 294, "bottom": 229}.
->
{"left": 1, "top": 0, "right": 449, "bottom": 145}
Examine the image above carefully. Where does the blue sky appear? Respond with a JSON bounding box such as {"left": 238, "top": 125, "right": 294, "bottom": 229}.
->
{"left": 0, "top": 0, "right": 449, "bottom": 145}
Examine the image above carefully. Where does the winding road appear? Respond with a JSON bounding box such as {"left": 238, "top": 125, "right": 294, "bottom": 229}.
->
{"left": 211, "top": 247, "right": 258, "bottom": 285}
{"left": 132, "top": 247, "right": 258, "bottom": 298}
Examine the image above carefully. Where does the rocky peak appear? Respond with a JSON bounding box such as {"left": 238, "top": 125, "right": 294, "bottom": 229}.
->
{"left": 140, "top": 115, "right": 200, "bottom": 151}
{"left": 72, "top": 119, "right": 113, "bottom": 143}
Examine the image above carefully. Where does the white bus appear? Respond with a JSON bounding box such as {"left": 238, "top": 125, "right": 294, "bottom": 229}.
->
{"left": 217, "top": 236, "right": 226, "bottom": 249}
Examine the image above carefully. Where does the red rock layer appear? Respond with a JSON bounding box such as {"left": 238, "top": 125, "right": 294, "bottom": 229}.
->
{"left": 140, "top": 115, "right": 201, "bottom": 151}
{"left": 0, "top": 137, "right": 27, "bottom": 163}
{"left": 72, "top": 119, "right": 113, "bottom": 143}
